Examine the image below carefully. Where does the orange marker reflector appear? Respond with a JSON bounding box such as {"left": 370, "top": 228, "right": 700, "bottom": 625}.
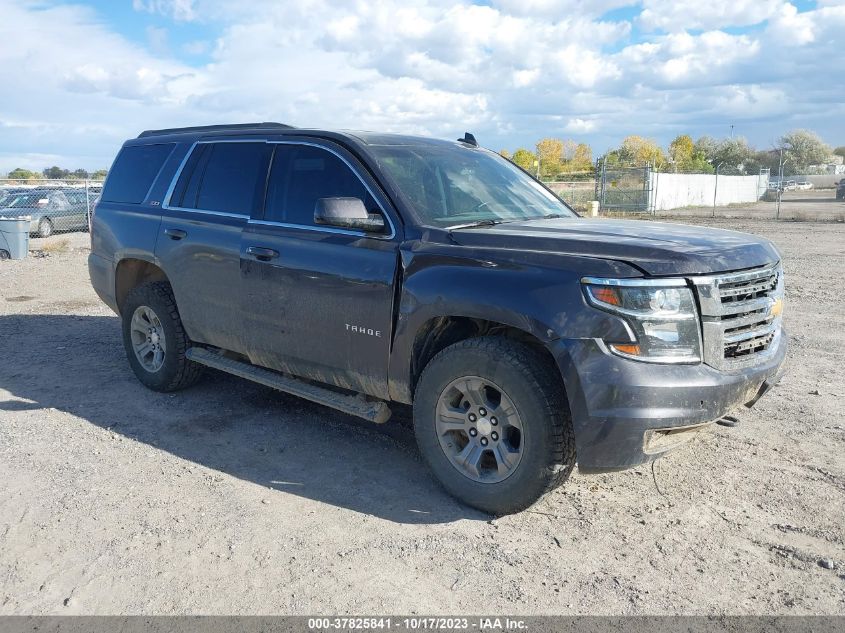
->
{"left": 591, "top": 286, "right": 621, "bottom": 306}
{"left": 611, "top": 343, "right": 641, "bottom": 356}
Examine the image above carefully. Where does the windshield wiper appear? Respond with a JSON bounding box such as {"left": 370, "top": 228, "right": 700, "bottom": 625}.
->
{"left": 447, "top": 219, "right": 504, "bottom": 230}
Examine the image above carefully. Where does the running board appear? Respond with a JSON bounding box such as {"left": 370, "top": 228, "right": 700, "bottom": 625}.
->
{"left": 186, "top": 347, "right": 392, "bottom": 424}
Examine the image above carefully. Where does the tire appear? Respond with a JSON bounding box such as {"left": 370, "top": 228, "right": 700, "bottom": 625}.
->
{"left": 37, "top": 217, "right": 53, "bottom": 238}
{"left": 413, "top": 336, "right": 575, "bottom": 515}
{"left": 0, "top": 250, "right": 9, "bottom": 260}
{"left": 121, "top": 281, "right": 203, "bottom": 392}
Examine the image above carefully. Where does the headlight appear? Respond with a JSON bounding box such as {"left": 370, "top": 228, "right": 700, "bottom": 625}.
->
{"left": 582, "top": 277, "right": 702, "bottom": 363}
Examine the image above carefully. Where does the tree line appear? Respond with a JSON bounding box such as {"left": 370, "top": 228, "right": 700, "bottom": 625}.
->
{"left": 502, "top": 129, "right": 843, "bottom": 179}
{"left": 4, "top": 128, "right": 843, "bottom": 182}
{"left": 4, "top": 166, "right": 108, "bottom": 181}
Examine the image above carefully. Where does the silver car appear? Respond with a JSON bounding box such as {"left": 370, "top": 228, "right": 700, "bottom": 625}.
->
{"left": 0, "top": 189, "right": 91, "bottom": 237}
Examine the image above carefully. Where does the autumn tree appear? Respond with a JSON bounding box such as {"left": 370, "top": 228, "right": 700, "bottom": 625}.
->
{"left": 535, "top": 138, "right": 565, "bottom": 179}
{"left": 499, "top": 149, "right": 511, "bottom": 159}
{"left": 511, "top": 148, "right": 537, "bottom": 172}
{"left": 570, "top": 143, "right": 593, "bottom": 172}
{"left": 669, "top": 135, "right": 694, "bottom": 165}
{"left": 617, "top": 135, "right": 667, "bottom": 168}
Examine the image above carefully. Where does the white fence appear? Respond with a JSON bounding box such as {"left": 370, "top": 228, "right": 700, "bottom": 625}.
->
{"left": 649, "top": 172, "right": 767, "bottom": 212}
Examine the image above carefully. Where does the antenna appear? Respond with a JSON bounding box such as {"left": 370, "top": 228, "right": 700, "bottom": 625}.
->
{"left": 457, "top": 132, "right": 478, "bottom": 147}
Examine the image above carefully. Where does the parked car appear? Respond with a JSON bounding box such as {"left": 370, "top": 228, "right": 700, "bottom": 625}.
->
{"left": 0, "top": 187, "right": 28, "bottom": 206}
{"left": 837, "top": 180, "right": 845, "bottom": 200}
{"left": 0, "top": 188, "right": 90, "bottom": 237}
{"left": 795, "top": 181, "right": 813, "bottom": 190}
{"left": 89, "top": 123, "right": 787, "bottom": 514}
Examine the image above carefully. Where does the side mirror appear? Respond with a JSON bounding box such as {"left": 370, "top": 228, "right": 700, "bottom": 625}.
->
{"left": 314, "top": 197, "right": 386, "bottom": 233}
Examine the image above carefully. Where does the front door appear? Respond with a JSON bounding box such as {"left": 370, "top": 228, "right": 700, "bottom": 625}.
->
{"left": 240, "top": 140, "right": 400, "bottom": 398}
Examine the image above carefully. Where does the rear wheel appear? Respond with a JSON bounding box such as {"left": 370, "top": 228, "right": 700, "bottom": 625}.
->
{"left": 413, "top": 336, "right": 575, "bottom": 515}
{"left": 121, "top": 281, "right": 203, "bottom": 392}
{"left": 37, "top": 217, "right": 53, "bottom": 238}
{"left": 0, "top": 250, "right": 9, "bottom": 260}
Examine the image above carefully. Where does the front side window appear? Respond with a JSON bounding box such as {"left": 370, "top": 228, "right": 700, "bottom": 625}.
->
{"left": 369, "top": 144, "right": 576, "bottom": 228}
{"left": 264, "top": 144, "right": 377, "bottom": 226}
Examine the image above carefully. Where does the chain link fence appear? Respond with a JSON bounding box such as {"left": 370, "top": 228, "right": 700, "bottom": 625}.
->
{"left": 0, "top": 179, "right": 104, "bottom": 237}
{"left": 544, "top": 179, "right": 596, "bottom": 212}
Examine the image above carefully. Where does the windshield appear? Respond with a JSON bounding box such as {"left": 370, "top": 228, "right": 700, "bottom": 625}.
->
{"left": 3, "top": 192, "right": 47, "bottom": 208}
{"left": 370, "top": 144, "right": 576, "bottom": 228}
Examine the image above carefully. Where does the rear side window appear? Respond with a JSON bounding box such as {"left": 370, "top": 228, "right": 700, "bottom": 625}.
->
{"left": 265, "top": 144, "right": 374, "bottom": 225}
{"left": 174, "top": 142, "right": 268, "bottom": 214}
{"left": 101, "top": 143, "right": 175, "bottom": 204}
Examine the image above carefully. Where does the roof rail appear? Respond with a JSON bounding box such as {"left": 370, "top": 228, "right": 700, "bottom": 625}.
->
{"left": 137, "top": 122, "right": 295, "bottom": 138}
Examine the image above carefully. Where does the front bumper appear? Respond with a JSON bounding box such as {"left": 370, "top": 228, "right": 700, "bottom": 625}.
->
{"left": 553, "top": 331, "right": 787, "bottom": 472}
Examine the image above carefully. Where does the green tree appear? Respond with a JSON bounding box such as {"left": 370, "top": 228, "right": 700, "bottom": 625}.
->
{"left": 833, "top": 146, "right": 845, "bottom": 160}
{"left": 43, "top": 166, "right": 70, "bottom": 179}
{"left": 91, "top": 169, "right": 109, "bottom": 180}
{"left": 511, "top": 148, "right": 537, "bottom": 172}
{"left": 694, "top": 136, "right": 719, "bottom": 163}
{"left": 6, "top": 168, "right": 40, "bottom": 180}
{"left": 744, "top": 150, "right": 780, "bottom": 175}
{"left": 72, "top": 168, "right": 89, "bottom": 179}
{"left": 779, "top": 129, "right": 832, "bottom": 172}
{"left": 713, "top": 137, "right": 754, "bottom": 172}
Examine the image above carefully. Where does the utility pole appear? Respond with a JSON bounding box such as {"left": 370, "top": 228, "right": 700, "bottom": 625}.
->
{"left": 713, "top": 162, "right": 725, "bottom": 218}
{"left": 776, "top": 148, "right": 785, "bottom": 220}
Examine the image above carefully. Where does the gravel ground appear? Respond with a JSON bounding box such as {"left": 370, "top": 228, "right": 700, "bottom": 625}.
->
{"left": 0, "top": 220, "right": 843, "bottom": 615}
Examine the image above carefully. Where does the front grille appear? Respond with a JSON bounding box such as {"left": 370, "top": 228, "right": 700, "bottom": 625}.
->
{"left": 692, "top": 264, "right": 784, "bottom": 370}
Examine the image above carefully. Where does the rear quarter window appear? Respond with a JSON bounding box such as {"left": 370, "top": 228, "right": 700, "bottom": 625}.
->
{"left": 101, "top": 143, "right": 175, "bottom": 204}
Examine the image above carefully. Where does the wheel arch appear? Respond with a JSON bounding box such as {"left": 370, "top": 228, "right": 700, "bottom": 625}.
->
{"left": 403, "top": 315, "right": 563, "bottom": 403}
{"left": 114, "top": 257, "right": 169, "bottom": 315}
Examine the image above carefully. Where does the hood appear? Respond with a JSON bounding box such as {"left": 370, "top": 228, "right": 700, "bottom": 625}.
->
{"left": 448, "top": 218, "right": 780, "bottom": 276}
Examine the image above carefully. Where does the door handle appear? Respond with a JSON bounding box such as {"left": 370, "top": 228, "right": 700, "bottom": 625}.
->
{"left": 246, "top": 246, "right": 279, "bottom": 261}
{"left": 164, "top": 228, "right": 187, "bottom": 240}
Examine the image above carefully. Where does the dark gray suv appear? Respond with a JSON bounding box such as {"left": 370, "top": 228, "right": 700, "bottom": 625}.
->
{"left": 89, "top": 123, "right": 787, "bottom": 514}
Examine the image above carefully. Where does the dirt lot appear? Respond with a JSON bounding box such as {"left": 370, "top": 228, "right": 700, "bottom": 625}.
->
{"left": 1, "top": 219, "right": 843, "bottom": 615}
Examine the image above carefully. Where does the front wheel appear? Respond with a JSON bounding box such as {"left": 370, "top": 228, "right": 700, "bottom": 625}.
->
{"left": 413, "top": 337, "right": 575, "bottom": 515}
{"left": 37, "top": 217, "right": 53, "bottom": 238}
{"left": 121, "top": 281, "right": 203, "bottom": 392}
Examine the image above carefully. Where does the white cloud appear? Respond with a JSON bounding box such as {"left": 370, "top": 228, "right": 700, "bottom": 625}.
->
{"left": 565, "top": 118, "right": 597, "bottom": 133}
{"left": 132, "top": 0, "right": 197, "bottom": 21}
{"left": 639, "top": 0, "right": 783, "bottom": 32}
{"left": 0, "top": 0, "right": 842, "bottom": 173}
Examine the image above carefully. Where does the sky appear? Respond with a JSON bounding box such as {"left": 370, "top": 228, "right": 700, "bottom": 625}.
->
{"left": 0, "top": 0, "right": 843, "bottom": 173}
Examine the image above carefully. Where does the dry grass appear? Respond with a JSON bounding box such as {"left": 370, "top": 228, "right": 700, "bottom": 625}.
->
{"left": 37, "top": 238, "right": 71, "bottom": 254}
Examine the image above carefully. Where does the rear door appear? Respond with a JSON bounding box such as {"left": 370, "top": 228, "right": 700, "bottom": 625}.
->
{"left": 239, "top": 139, "right": 401, "bottom": 398}
{"left": 156, "top": 140, "right": 271, "bottom": 353}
